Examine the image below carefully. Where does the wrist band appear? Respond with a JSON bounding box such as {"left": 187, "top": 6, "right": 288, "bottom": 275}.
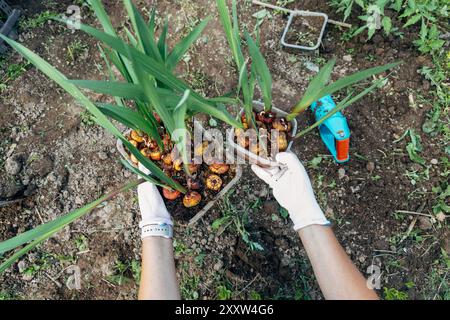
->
{"left": 141, "top": 223, "right": 173, "bottom": 239}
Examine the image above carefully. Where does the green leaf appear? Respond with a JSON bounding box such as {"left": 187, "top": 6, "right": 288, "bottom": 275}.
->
{"left": 125, "top": 45, "right": 175, "bottom": 135}
{"left": 288, "top": 60, "right": 402, "bottom": 120}
{"left": 87, "top": 0, "right": 132, "bottom": 84}
{"left": 173, "top": 90, "right": 191, "bottom": 174}
{"left": 87, "top": 0, "right": 118, "bottom": 36}
{"left": 70, "top": 79, "right": 147, "bottom": 100}
{"left": 167, "top": 17, "right": 211, "bottom": 70}
{"left": 295, "top": 79, "right": 386, "bottom": 139}
{"left": 382, "top": 16, "right": 392, "bottom": 34}
{"left": 244, "top": 30, "right": 272, "bottom": 111}
{"left": 212, "top": 216, "right": 231, "bottom": 230}
{"left": 216, "top": 0, "right": 244, "bottom": 69}
{"left": 123, "top": 0, "right": 162, "bottom": 61}
{"left": 119, "top": 159, "right": 165, "bottom": 187}
{"left": 403, "top": 14, "right": 421, "bottom": 28}
{"left": 96, "top": 103, "right": 160, "bottom": 140}
{"left": 158, "top": 18, "right": 169, "bottom": 60}
{"left": 66, "top": 20, "right": 241, "bottom": 128}
{"left": 289, "top": 58, "right": 336, "bottom": 118}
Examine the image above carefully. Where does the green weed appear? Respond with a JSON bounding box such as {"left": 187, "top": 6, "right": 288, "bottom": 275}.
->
{"left": 213, "top": 190, "right": 264, "bottom": 251}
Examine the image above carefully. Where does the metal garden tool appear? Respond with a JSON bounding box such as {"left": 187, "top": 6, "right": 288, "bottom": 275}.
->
{"left": 0, "top": 0, "right": 20, "bottom": 54}
{"left": 311, "top": 95, "right": 350, "bottom": 163}
{"left": 252, "top": 0, "right": 351, "bottom": 51}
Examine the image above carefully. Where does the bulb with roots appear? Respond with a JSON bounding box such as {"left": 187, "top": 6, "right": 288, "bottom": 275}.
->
{"left": 183, "top": 191, "right": 202, "bottom": 207}
{"left": 130, "top": 130, "right": 145, "bottom": 143}
{"left": 206, "top": 174, "right": 223, "bottom": 191}
{"left": 163, "top": 188, "right": 181, "bottom": 200}
{"left": 272, "top": 118, "right": 292, "bottom": 132}
{"left": 209, "top": 163, "right": 229, "bottom": 175}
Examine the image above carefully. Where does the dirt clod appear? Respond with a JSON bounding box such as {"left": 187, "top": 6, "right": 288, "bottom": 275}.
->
{"left": 5, "top": 155, "right": 23, "bottom": 176}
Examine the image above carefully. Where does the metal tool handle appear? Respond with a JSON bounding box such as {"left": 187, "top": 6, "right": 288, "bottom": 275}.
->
{"left": 252, "top": 0, "right": 352, "bottom": 28}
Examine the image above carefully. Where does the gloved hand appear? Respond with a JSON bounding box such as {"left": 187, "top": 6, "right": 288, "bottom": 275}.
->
{"left": 251, "top": 152, "right": 330, "bottom": 231}
{"left": 137, "top": 163, "right": 172, "bottom": 229}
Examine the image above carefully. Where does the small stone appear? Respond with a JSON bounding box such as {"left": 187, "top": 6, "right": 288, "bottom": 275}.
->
{"left": 430, "top": 159, "right": 438, "bottom": 165}
{"left": 343, "top": 55, "right": 352, "bottom": 62}
{"left": 123, "top": 169, "right": 132, "bottom": 178}
{"left": 366, "top": 162, "right": 375, "bottom": 172}
{"left": 98, "top": 151, "right": 108, "bottom": 160}
{"left": 213, "top": 260, "right": 224, "bottom": 271}
{"left": 258, "top": 187, "right": 269, "bottom": 198}
{"left": 5, "top": 155, "right": 22, "bottom": 175}
{"left": 422, "top": 80, "right": 430, "bottom": 91}
{"left": 358, "top": 255, "right": 366, "bottom": 263}
{"left": 338, "top": 168, "right": 346, "bottom": 180}
{"left": 325, "top": 207, "right": 334, "bottom": 219}
{"left": 436, "top": 212, "right": 446, "bottom": 222}
{"left": 75, "top": 196, "right": 84, "bottom": 205}
{"left": 418, "top": 216, "right": 432, "bottom": 230}
{"left": 350, "top": 185, "right": 360, "bottom": 193}
{"left": 17, "top": 260, "right": 27, "bottom": 273}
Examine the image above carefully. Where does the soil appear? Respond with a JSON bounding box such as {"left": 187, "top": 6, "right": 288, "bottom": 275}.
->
{"left": 0, "top": 0, "right": 448, "bottom": 300}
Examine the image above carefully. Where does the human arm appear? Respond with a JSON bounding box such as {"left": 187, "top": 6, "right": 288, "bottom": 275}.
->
{"left": 298, "top": 225, "right": 378, "bottom": 299}
{"left": 251, "top": 152, "right": 378, "bottom": 300}
{"left": 137, "top": 165, "right": 180, "bottom": 300}
{"left": 139, "top": 237, "right": 180, "bottom": 300}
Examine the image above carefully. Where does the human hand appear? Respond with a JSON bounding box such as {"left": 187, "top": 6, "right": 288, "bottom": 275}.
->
{"left": 251, "top": 152, "right": 330, "bottom": 231}
{"left": 137, "top": 163, "right": 172, "bottom": 228}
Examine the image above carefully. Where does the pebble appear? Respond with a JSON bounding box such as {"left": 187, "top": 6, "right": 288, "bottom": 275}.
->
{"left": 338, "top": 168, "right": 346, "bottom": 180}
{"left": 418, "top": 216, "right": 432, "bottom": 230}
{"left": 430, "top": 159, "right": 438, "bottom": 165}
{"left": 366, "top": 161, "right": 375, "bottom": 172}
{"left": 5, "top": 155, "right": 22, "bottom": 175}
{"left": 75, "top": 196, "right": 84, "bottom": 205}
{"left": 343, "top": 55, "right": 352, "bottom": 62}
{"left": 258, "top": 187, "right": 269, "bottom": 198}
{"left": 350, "top": 185, "right": 360, "bottom": 194}
{"left": 17, "top": 260, "right": 27, "bottom": 273}
{"left": 213, "top": 260, "right": 224, "bottom": 271}
{"left": 98, "top": 151, "right": 108, "bottom": 160}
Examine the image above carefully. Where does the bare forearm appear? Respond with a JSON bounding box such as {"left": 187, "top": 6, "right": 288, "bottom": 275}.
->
{"left": 298, "top": 225, "right": 378, "bottom": 300}
{"left": 138, "top": 237, "right": 180, "bottom": 300}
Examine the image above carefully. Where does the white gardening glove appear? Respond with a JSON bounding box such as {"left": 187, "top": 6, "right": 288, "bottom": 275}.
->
{"left": 137, "top": 163, "right": 172, "bottom": 228}
{"left": 251, "top": 152, "right": 330, "bottom": 231}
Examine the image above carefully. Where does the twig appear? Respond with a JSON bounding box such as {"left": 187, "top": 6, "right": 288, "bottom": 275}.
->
{"left": 101, "top": 277, "right": 116, "bottom": 288}
{"left": 235, "top": 273, "right": 261, "bottom": 298}
{"left": 433, "top": 272, "right": 447, "bottom": 300}
{"left": 35, "top": 207, "right": 45, "bottom": 224}
{"left": 396, "top": 210, "right": 434, "bottom": 218}
{"left": 373, "top": 249, "right": 397, "bottom": 254}
{"left": 45, "top": 272, "right": 62, "bottom": 288}
{"left": 398, "top": 217, "right": 417, "bottom": 245}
